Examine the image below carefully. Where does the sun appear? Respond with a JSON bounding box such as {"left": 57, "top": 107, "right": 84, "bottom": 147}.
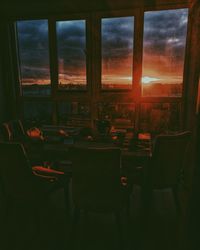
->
{"left": 142, "top": 76, "right": 160, "bottom": 84}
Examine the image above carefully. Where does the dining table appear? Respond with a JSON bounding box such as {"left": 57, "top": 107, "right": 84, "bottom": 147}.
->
{"left": 41, "top": 131, "right": 152, "bottom": 183}
{"left": 39, "top": 131, "right": 152, "bottom": 214}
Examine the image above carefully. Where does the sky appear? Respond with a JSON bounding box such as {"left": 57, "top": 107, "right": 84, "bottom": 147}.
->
{"left": 101, "top": 16, "right": 134, "bottom": 86}
{"left": 17, "top": 8, "right": 188, "bottom": 86}
{"left": 142, "top": 8, "right": 188, "bottom": 84}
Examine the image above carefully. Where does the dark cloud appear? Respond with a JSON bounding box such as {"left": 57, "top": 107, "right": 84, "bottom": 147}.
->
{"left": 56, "top": 21, "right": 86, "bottom": 74}
{"left": 17, "top": 9, "right": 188, "bottom": 81}
{"left": 102, "top": 16, "right": 134, "bottom": 60}
{"left": 17, "top": 20, "right": 50, "bottom": 81}
{"left": 17, "top": 20, "right": 49, "bottom": 50}
{"left": 143, "top": 8, "right": 188, "bottom": 60}
{"left": 21, "top": 66, "right": 49, "bottom": 80}
{"left": 57, "top": 21, "right": 85, "bottom": 48}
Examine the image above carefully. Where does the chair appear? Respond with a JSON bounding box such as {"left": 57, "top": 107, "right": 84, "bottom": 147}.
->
{"left": 95, "top": 119, "right": 111, "bottom": 136}
{"left": 9, "top": 119, "right": 27, "bottom": 141}
{"left": 0, "top": 120, "right": 46, "bottom": 164}
{"left": 69, "top": 146, "right": 129, "bottom": 248}
{"left": 0, "top": 142, "right": 66, "bottom": 248}
{"left": 142, "top": 131, "right": 191, "bottom": 214}
{"left": 0, "top": 122, "right": 13, "bottom": 141}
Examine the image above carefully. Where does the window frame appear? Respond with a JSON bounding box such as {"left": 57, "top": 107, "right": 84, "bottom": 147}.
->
{"left": 12, "top": 2, "right": 190, "bottom": 130}
{"left": 49, "top": 14, "right": 92, "bottom": 95}
{"left": 94, "top": 10, "right": 141, "bottom": 95}
{"left": 141, "top": 3, "right": 189, "bottom": 104}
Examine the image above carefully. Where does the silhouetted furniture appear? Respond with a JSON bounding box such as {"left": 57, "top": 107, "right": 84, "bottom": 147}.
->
{"left": 69, "top": 146, "right": 129, "bottom": 248}
{"left": 95, "top": 119, "right": 111, "bottom": 136}
{"left": 142, "top": 131, "right": 191, "bottom": 214}
{"left": 1, "top": 119, "right": 43, "bottom": 142}
{"left": 0, "top": 120, "right": 44, "bottom": 163}
{"left": 0, "top": 122, "right": 13, "bottom": 141}
{"left": 0, "top": 142, "right": 67, "bottom": 247}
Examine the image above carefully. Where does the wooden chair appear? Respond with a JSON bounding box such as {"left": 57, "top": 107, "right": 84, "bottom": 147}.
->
{"left": 0, "top": 120, "right": 44, "bottom": 163}
{"left": 69, "top": 146, "right": 129, "bottom": 249}
{"left": 0, "top": 142, "right": 67, "bottom": 248}
{"left": 142, "top": 131, "right": 191, "bottom": 214}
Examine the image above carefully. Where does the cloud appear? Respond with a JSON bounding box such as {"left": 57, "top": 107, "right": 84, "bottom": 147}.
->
{"left": 17, "top": 20, "right": 50, "bottom": 81}
{"left": 102, "top": 16, "right": 134, "bottom": 60}
{"left": 143, "top": 8, "right": 188, "bottom": 60}
{"left": 56, "top": 20, "right": 87, "bottom": 74}
{"left": 17, "top": 8, "right": 188, "bottom": 82}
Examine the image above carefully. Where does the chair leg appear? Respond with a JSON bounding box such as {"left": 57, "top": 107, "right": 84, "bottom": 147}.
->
{"left": 71, "top": 206, "right": 80, "bottom": 245}
{"left": 64, "top": 180, "right": 70, "bottom": 216}
{"left": 114, "top": 212, "right": 124, "bottom": 250}
{"left": 172, "top": 186, "right": 181, "bottom": 215}
{"left": 139, "top": 187, "right": 153, "bottom": 250}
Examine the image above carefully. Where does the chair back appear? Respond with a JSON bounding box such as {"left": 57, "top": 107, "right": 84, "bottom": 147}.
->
{"left": 149, "top": 131, "right": 191, "bottom": 188}
{"left": 10, "top": 119, "right": 26, "bottom": 140}
{"left": 0, "top": 120, "right": 26, "bottom": 142}
{"left": 0, "top": 142, "right": 33, "bottom": 199}
{"left": 70, "top": 146, "right": 121, "bottom": 212}
{"left": 1, "top": 123, "right": 13, "bottom": 141}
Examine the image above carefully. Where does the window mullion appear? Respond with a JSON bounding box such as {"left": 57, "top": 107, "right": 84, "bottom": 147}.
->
{"left": 133, "top": 9, "right": 144, "bottom": 132}
{"left": 48, "top": 18, "right": 58, "bottom": 99}
{"left": 133, "top": 9, "right": 144, "bottom": 102}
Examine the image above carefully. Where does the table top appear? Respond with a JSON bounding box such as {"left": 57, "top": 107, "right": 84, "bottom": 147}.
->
{"left": 43, "top": 133, "right": 152, "bottom": 161}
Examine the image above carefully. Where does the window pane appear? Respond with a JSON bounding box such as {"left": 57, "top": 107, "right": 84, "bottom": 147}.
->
{"left": 58, "top": 102, "right": 90, "bottom": 126}
{"left": 23, "top": 101, "right": 52, "bottom": 125}
{"left": 101, "top": 17, "right": 134, "bottom": 90}
{"left": 98, "top": 102, "right": 135, "bottom": 129}
{"left": 142, "top": 9, "right": 188, "bottom": 97}
{"left": 140, "top": 103, "right": 181, "bottom": 134}
{"left": 56, "top": 20, "right": 87, "bottom": 90}
{"left": 17, "top": 20, "right": 50, "bottom": 96}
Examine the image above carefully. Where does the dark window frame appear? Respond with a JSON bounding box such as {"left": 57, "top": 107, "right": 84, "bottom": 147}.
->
{"left": 12, "top": 3, "right": 189, "bottom": 131}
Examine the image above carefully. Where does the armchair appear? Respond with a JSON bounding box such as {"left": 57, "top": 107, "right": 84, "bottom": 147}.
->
{"left": 0, "top": 142, "right": 68, "bottom": 249}
{"left": 142, "top": 131, "right": 191, "bottom": 214}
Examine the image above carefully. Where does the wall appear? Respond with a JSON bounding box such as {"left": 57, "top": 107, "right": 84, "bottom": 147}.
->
{"left": 0, "top": 21, "right": 18, "bottom": 122}
{"left": 0, "top": 24, "right": 6, "bottom": 122}
{"left": 1, "top": 0, "right": 189, "bottom": 19}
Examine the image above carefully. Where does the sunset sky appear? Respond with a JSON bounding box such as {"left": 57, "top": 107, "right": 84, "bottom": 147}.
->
{"left": 17, "top": 8, "right": 188, "bottom": 86}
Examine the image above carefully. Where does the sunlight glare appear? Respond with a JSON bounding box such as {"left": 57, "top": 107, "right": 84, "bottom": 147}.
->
{"left": 142, "top": 76, "right": 160, "bottom": 84}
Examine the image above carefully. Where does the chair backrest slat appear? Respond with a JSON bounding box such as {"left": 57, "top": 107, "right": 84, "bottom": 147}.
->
{"left": 70, "top": 146, "right": 121, "bottom": 212}
{"left": 149, "top": 131, "right": 191, "bottom": 188}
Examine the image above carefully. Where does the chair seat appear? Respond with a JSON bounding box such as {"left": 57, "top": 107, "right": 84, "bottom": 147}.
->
{"left": 32, "top": 166, "right": 65, "bottom": 176}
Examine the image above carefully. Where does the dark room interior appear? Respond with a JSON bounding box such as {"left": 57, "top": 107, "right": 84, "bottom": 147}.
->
{"left": 0, "top": 0, "right": 200, "bottom": 250}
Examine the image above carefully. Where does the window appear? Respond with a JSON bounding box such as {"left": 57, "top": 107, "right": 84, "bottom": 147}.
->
{"left": 101, "top": 16, "right": 134, "bottom": 90}
{"left": 142, "top": 8, "right": 188, "bottom": 97}
{"left": 16, "top": 20, "right": 50, "bottom": 96}
{"left": 15, "top": 6, "right": 189, "bottom": 132}
{"left": 56, "top": 20, "right": 87, "bottom": 90}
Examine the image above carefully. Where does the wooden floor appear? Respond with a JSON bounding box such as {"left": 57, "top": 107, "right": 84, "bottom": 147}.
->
{"left": 0, "top": 182, "right": 197, "bottom": 250}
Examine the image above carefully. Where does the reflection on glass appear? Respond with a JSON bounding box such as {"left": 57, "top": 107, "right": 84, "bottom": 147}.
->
{"left": 56, "top": 20, "right": 87, "bottom": 90}
{"left": 98, "top": 103, "right": 135, "bottom": 128}
{"left": 102, "top": 16, "right": 134, "bottom": 90}
{"left": 17, "top": 20, "right": 50, "bottom": 96}
{"left": 142, "top": 8, "right": 188, "bottom": 97}
{"left": 23, "top": 101, "right": 52, "bottom": 124}
{"left": 58, "top": 102, "right": 90, "bottom": 125}
{"left": 140, "top": 103, "right": 181, "bottom": 133}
